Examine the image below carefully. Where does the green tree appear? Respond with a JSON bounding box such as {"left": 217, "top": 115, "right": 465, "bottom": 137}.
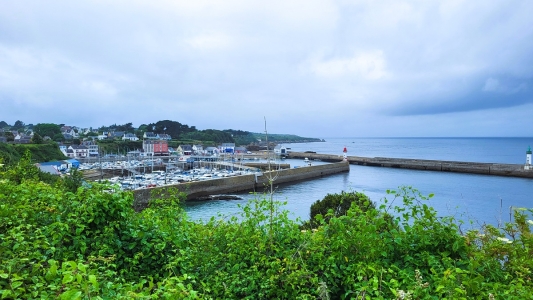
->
{"left": 147, "top": 120, "right": 196, "bottom": 139}
{"left": 31, "top": 133, "right": 43, "bottom": 144}
{"left": 306, "top": 191, "right": 376, "bottom": 228}
{"left": 34, "top": 123, "right": 62, "bottom": 138}
{"left": 12, "top": 120, "right": 25, "bottom": 130}
{"left": 4, "top": 131, "right": 14, "bottom": 142}
{"left": 53, "top": 133, "right": 65, "bottom": 142}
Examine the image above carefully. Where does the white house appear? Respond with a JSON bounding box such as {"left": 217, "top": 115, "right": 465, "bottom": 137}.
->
{"left": 88, "top": 144, "right": 99, "bottom": 157}
{"left": 122, "top": 133, "right": 139, "bottom": 141}
{"left": 177, "top": 145, "right": 193, "bottom": 156}
{"left": 156, "top": 133, "right": 172, "bottom": 140}
{"left": 192, "top": 144, "right": 204, "bottom": 154}
{"left": 205, "top": 147, "right": 219, "bottom": 156}
{"left": 68, "top": 145, "right": 89, "bottom": 158}
{"left": 61, "top": 127, "right": 78, "bottom": 138}
{"left": 143, "top": 132, "right": 157, "bottom": 139}
{"left": 274, "top": 144, "right": 288, "bottom": 156}
{"left": 219, "top": 143, "right": 235, "bottom": 154}
{"left": 97, "top": 132, "right": 109, "bottom": 140}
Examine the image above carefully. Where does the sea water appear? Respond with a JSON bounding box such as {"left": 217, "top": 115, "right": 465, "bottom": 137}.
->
{"left": 185, "top": 137, "right": 533, "bottom": 227}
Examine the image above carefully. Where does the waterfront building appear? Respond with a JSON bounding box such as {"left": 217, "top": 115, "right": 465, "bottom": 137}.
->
{"left": 220, "top": 143, "right": 235, "bottom": 153}
{"left": 68, "top": 145, "right": 89, "bottom": 158}
{"left": 274, "top": 144, "right": 287, "bottom": 156}
{"left": 177, "top": 145, "right": 193, "bottom": 156}
{"left": 143, "top": 140, "right": 169, "bottom": 156}
{"left": 205, "top": 146, "right": 219, "bottom": 156}
{"left": 88, "top": 144, "right": 99, "bottom": 157}
{"left": 235, "top": 146, "right": 247, "bottom": 154}
{"left": 192, "top": 144, "right": 204, "bottom": 154}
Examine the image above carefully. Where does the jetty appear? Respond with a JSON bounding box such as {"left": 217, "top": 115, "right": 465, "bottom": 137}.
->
{"left": 287, "top": 152, "right": 533, "bottom": 179}
{"left": 133, "top": 161, "right": 349, "bottom": 210}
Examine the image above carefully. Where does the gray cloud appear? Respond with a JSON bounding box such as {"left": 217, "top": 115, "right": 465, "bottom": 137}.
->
{"left": 1, "top": 1, "right": 533, "bottom": 137}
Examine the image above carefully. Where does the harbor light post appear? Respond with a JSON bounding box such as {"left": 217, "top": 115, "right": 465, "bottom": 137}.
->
{"left": 526, "top": 146, "right": 532, "bottom": 170}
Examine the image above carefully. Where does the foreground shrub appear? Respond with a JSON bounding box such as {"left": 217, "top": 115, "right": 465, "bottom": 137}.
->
{"left": 1, "top": 157, "right": 533, "bottom": 299}
{"left": 303, "top": 191, "right": 377, "bottom": 229}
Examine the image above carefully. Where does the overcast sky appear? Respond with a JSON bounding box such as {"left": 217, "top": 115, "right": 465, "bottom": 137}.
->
{"left": 1, "top": 1, "right": 532, "bottom": 137}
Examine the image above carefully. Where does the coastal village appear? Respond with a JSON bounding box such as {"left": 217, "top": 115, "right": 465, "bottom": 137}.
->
{"left": 0, "top": 121, "right": 310, "bottom": 192}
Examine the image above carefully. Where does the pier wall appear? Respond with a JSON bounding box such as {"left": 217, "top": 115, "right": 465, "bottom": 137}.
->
{"left": 287, "top": 152, "right": 533, "bottom": 179}
{"left": 133, "top": 162, "right": 349, "bottom": 210}
{"left": 255, "top": 161, "right": 350, "bottom": 186}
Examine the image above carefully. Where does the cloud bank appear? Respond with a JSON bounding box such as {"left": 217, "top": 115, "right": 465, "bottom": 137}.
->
{"left": 1, "top": 0, "right": 532, "bottom": 137}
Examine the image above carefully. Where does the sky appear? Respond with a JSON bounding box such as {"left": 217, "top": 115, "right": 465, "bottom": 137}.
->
{"left": 1, "top": 0, "right": 532, "bottom": 137}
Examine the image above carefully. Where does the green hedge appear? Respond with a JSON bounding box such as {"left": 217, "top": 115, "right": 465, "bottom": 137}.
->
{"left": 1, "top": 154, "right": 533, "bottom": 298}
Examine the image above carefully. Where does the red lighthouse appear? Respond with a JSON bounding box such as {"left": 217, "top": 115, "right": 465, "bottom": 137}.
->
{"left": 343, "top": 147, "right": 347, "bottom": 161}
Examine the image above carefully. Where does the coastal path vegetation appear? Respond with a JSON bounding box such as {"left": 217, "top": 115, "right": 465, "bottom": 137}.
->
{"left": 1, "top": 153, "right": 533, "bottom": 298}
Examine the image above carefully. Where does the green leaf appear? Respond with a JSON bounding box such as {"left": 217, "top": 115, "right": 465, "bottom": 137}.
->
{"left": 60, "top": 289, "right": 82, "bottom": 300}
{"left": 77, "top": 263, "right": 86, "bottom": 273}
{"left": 1, "top": 289, "right": 13, "bottom": 299}
{"left": 62, "top": 274, "right": 74, "bottom": 284}
{"left": 0, "top": 274, "right": 7, "bottom": 279}
{"left": 11, "top": 281, "right": 22, "bottom": 289}
{"left": 88, "top": 275, "right": 98, "bottom": 289}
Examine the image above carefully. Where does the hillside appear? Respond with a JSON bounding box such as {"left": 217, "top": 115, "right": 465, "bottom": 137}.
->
{"left": 0, "top": 143, "right": 67, "bottom": 164}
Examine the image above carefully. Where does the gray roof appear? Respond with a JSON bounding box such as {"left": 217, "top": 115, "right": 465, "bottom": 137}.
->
{"left": 37, "top": 165, "right": 60, "bottom": 175}
{"left": 70, "top": 145, "right": 88, "bottom": 149}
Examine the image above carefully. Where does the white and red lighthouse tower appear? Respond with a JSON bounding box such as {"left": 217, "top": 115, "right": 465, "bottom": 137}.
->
{"left": 343, "top": 146, "right": 347, "bottom": 161}
{"left": 526, "top": 146, "right": 532, "bottom": 170}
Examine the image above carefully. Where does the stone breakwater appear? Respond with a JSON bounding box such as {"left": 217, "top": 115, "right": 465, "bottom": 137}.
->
{"left": 133, "top": 161, "right": 350, "bottom": 210}
{"left": 287, "top": 152, "right": 533, "bottom": 179}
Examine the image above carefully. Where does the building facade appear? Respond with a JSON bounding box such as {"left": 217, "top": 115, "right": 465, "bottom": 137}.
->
{"left": 143, "top": 140, "right": 169, "bottom": 156}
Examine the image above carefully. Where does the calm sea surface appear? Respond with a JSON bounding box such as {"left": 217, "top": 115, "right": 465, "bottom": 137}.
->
{"left": 185, "top": 138, "right": 533, "bottom": 226}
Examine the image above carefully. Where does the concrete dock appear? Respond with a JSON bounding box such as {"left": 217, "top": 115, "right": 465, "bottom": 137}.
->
{"left": 133, "top": 161, "right": 350, "bottom": 210}
{"left": 287, "top": 152, "right": 533, "bottom": 179}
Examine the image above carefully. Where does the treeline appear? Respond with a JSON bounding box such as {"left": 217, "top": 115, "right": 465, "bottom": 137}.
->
{"left": 1, "top": 153, "right": 533, "bottom": 298}
{"left": 2, "top": 119, "right": 322, "bottom": 146}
